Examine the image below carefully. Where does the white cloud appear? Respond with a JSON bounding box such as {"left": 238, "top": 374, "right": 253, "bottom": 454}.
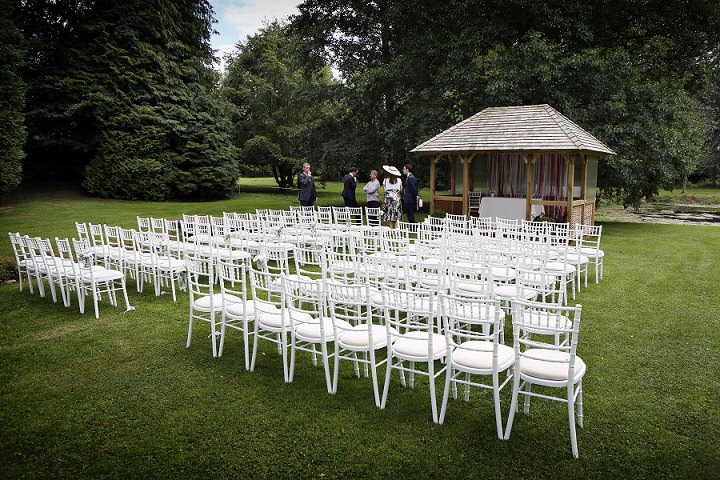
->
{"left": 211, "top": 0, "right": 300, "bottom": 71}
{"left": 220, "top": 0, "right": 299, "bottom": 42}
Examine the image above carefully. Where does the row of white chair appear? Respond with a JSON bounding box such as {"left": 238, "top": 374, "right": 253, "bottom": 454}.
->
{"left": 182, "top": 245, "right": 586, "bottom": 457}
{"left": 8, "top": 232, "right": 133, "bottom": 318}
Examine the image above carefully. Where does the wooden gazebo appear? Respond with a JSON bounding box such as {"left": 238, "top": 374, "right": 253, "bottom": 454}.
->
{"left": 411, "top": 104, "right": 615, "bottom": 224}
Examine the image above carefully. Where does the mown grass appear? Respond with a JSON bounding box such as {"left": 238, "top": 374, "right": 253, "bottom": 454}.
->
{"left": 653, "top": 184, "right": 720, "bottom": 205}
{"left": 1, "top": 183, "right": 719, "bottom": 479}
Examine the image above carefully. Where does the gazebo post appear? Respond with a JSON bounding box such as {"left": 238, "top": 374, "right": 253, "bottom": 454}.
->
{"left": 524, "top": 153, "right": 537, "bottom": 221}
{"left": 581, "top": 154, "right": 588, "bottom": 200}
{"left": 429, "top": 155, "right": 437, "bottom": 213}
{"left": 461, "top": 154, "right": 472, "bottom": 216}
{"left": 566, "top": 154, "right": 575, "bottom": 224}
{"left": 450, "top": 156, "right": 457, "bottom": 195}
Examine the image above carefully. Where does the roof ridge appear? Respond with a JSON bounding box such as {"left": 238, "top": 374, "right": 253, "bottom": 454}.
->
{"left": 543, "top": 105, "right": 584, "bottom": 149}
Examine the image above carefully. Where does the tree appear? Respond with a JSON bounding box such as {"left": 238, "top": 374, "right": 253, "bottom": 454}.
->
{"left": 223, "top": 22, "right": 339, "bottom": 188}
{"left": 292, "top": 0, "right": 720, "bottom": 203}
{"left": 0, "top": 1, "right": 26, "bottom": 195}
{"left": 18, "top": 0, "right": 238, "bottom": 199}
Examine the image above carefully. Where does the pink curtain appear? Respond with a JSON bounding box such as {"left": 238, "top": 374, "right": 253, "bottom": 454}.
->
{"left": 487, "top": 153, "right": 569, "bottom": 220}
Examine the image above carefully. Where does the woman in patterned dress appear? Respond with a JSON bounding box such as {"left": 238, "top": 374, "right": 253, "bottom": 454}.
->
{"left": 382, "top": 165, "right": 403, "bottom": 229}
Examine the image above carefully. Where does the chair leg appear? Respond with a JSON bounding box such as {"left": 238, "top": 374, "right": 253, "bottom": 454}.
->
{"left": 429, "top": 360, "right": 439, "bottom": 424}
{"left": 504, "top": 371, "right": 522, "bottom": 440}
{"left": 464, "top": 372, "right": 471, "bottom": 401}
{"left": 332, "top": 344, "right": 341, "bottom": 395}
{"left": 186, "top": 311, "right": 194, "bottom": 348}
{"left": 369, "top": 349, "right": 380, "bottom": 407}
{"left": 568, "top": 384, "right": 579, "bottom": 458}
{"left": 281, "top": 333, "right": 289, "bottom": 383}
{"left": 380, "top": 355, "right": 393, "bottom": 409}
{"left": 289, "top": 333, "right": 297, "bottom": 383}
{"left": 577, "top": 381, "right": 584, "bottom": 428}
{"left": 92, "top": 283, "right": 100, "bottom": 319}
{"left": 218, "top": 315, "right": 227, "bottom": 357}
{"left": 243, "top": 321, "right": 251, "bottom": 371}
{"left": 524, "top": 383, "right": 532, "bottom": 414}
{"left": 321, "top": 341, "right": 333, "bottom": 394}
{"left": 250, "top": 322, "right": 259, "bottom": 371}
{"left": 493, "top": 373, "right": 504, "bottom": 439}
{"left": 210, "top": 311, "right": 218, "bottom": 358}
{"left": 439, "top": 365, "right": 452, "bottom": 424}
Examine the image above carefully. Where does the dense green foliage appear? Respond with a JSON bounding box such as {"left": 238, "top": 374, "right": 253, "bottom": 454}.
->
{"left": 0, "top": 1, "right": 26, "bottom": 195}
{"left": 223, "top": 22, "right": 339, "bottom": 188}
{"left": 16, "top": 0, "right": 238, "bottom": 200}
{"left": 292, "top": 0, "right": 720, "bottom": 205}
{"left": 0, "top": 188, "right": 719, "bottom": 477}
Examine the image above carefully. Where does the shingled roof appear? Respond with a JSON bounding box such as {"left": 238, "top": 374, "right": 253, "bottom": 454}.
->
{"left": 411, "top": 104, "right": 615, "bottom": 156}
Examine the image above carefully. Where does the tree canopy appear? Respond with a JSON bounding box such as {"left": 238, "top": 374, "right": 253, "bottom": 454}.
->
{"left": 4, "top": 0, "right": 719, "bottom": 206}
{"left": 222, "top": 22, "right": 339, "bottom": 188}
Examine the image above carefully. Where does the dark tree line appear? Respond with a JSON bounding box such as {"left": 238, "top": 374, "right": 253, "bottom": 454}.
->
{"left": 2, "top": 0, "right": 719, "bottom": 206}
{"left": 8, "top": 0, "right": 238, "bottom": 200}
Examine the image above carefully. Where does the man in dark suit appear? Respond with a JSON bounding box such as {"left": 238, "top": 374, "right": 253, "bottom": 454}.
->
{"left": 342, "top": 167, "right": 359, "bottom": 207}
{"left": 298, "top": 162, "right": 317, "bottom": 207}
{"left": 403, "top": 163, "right": 418, "bottom": 223}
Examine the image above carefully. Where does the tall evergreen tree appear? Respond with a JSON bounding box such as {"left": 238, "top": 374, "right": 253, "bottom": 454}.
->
{"left": 18, "top": 0, "right": 238, "bottom": 199}
{"left": 0, "top": 1, "right": 26, "bottom": 195}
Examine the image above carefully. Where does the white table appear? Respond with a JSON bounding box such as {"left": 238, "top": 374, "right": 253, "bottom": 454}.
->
{"left": 479, "top": 197, "right": 544, "bottom": 221}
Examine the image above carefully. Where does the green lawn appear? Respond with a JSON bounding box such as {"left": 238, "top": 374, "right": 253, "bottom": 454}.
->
{"left": 0, "top": 183, "right": 719, "bottom": 479}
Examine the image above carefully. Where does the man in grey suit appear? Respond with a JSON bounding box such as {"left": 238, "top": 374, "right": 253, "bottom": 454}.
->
{"left": 298, "top": 162, "right": 317, "bottom": 207}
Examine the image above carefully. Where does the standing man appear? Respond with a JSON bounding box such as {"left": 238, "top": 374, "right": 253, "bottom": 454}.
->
{"left": 363, "top": 169, "right": 381, "bottom": 226}
{"left": 342, "top": 167, "right": 359, "bottom": 207}
{"left": 403, "top": 164, "right": 418, "bottom": 223}
{"left": 298, "top": 162, "right": 316, "bottom": 207}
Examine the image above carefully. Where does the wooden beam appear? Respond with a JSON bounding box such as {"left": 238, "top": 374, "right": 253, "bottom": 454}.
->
{"left": 581, "top": 154, "right": 588, "bottom": 201}
{"left": 450, "top": 156, "right": 457, "bottom": 195}
{"left": 461, "top": 154, "right": 471, "bottom": 215}
{"left": 524, "top": 153, "right": 537, "bottom": 221}
{"left": 566, "top": 154, "right": 575, "bottom": 223}
{"left": 429, "top": 155, "right": 437, "bottom": 213}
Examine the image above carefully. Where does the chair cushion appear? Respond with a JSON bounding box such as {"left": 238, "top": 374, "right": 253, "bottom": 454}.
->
{"left": 295, "top": 317, "right": 352, "bottom": 341}
{"left": 225, "top": 301, "right": 255, "bottom": 318}
{"left": 580, "top": 247, "right": 604, "bottom": 258}
{"left": 544, "top": 262, "right": 576, "bottom": 274}
{"left": 82, "top": 269, "right": 124, "bottom": 281}
{"left": 565, "top": 253, "right": 590, "bottom": 264}
{"left": 490, "top": 266, "right": 516, "bottom": 281}
{"left": 494, "top": 284, "right": 537, "bottom": 300}
{"left": 451, "top": 341, "right": 514, "bottom": 371}
{"left": 523, "top": 311, "right": 572, "bottom": 330}
{"left": 521, "top": 348, "right": 586, "bottom": 381}
{"left": 193, "top": 293, "right": 242, "bottom": 310}
{"left": 392, "top": 331, "right": 446, "bottom": 359}
{"left": 339, "top": 324, "right": 394, "bottom": 348}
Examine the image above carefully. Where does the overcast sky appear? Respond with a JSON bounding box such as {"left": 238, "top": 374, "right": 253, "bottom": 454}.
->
{"left": 210, "top": 0, "right": 301, "bottom": 70}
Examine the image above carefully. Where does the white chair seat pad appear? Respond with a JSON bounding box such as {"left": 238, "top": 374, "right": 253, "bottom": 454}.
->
{"left": 82, "top": 269, "right": 124, "bottom": 281}
{"left": 490, "top": 266, "right": 516, "bottom": 280}
{"left": 259, "top": 309, "right": 313, "bottom": 329}
{"left": 454, "top": 280, "right": 495, "bottom": 295}
{"left": 521, "top": 348, "right": 586, "bottom": 382}
{"left": 494, "top": 284, "right": 537, "bottom": 300}
{"left": 523, "top": 311, "right": 572, "bottom": 330}
{"left": 392, "top": 331, "right": 446, "bottom": 359}
{"left": 544, "top": 262, "right": 576, "bottom": 274}
{"left": 194, "top": 293, "right": 242, "bottom": 310}
{"left": 452, "top": 341, "right": 514, "bottom": 371}
{"left": 296, "top": 317, "right": 351, "bottom": 341}
{"left": 339, "top": 324, "right": 396, "bottom": 348}
{"left": 225, "top": 301, "right": 255, "bottom": 318}
{"left": 565, "top": 253, "right": 590, "bottom": 264}
{"left": 580, "top": 247, "right": 604, "bottom": 258}
{"left": 156, "top": 258, "right": 185, "bottom": 270}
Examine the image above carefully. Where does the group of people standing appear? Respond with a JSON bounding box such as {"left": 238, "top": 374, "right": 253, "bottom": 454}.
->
{"left": 297, "top": 162, "right": 420, "bottom": 228}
